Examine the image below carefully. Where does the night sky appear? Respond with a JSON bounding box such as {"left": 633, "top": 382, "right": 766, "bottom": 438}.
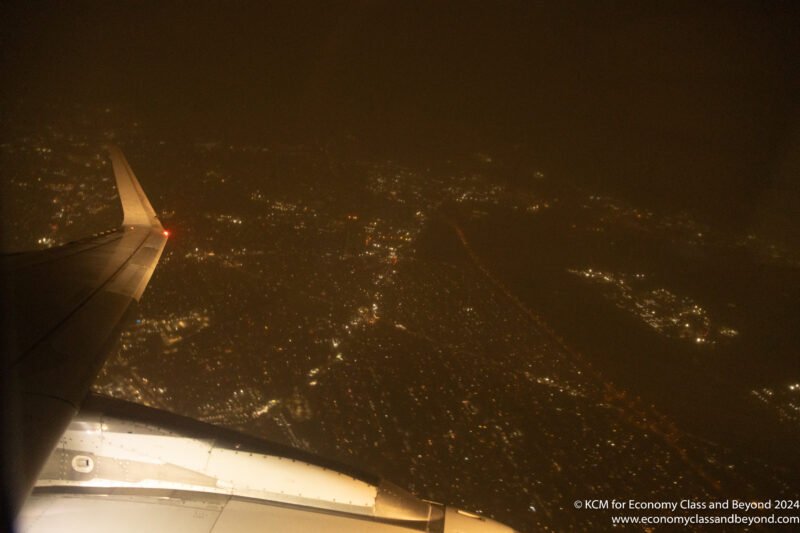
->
{"left": 3, "top": 1, "right": 799, "bottom": 235}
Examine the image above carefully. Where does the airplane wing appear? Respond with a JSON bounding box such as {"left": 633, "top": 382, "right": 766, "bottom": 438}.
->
{"left": 18, "top": 393, "right": 514, "bottom": 533}
{"left": 3, "top": 146, "right": 516, "bottom": 533}
{"left": 1, "top": 145, "right": 168, "bottom": 516}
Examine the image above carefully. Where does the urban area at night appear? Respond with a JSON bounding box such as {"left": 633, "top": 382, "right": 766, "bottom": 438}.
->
{"left": 2, "top": 2, "right": 800, "bottom": 531}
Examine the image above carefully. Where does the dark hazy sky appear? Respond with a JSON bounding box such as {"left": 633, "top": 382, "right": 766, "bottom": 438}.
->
{"left": 2, "top": 1, "right": 799, "bottom": 237}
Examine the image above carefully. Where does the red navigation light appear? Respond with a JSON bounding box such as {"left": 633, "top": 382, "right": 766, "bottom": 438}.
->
{"left": 163, "top": 230, "right": 170, "bottom": 237}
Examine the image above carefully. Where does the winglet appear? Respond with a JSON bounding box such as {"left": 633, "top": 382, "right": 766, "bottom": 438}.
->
{"left": 107, "top": 144, "right": 163, "bottom": 229}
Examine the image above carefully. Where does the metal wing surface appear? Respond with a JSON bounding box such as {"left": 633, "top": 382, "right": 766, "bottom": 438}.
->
{"left": 1, "top": 146, "right": 168, "bottom": 514}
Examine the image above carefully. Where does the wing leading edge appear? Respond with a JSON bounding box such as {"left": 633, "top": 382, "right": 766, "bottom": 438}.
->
{"left": 1, "top": 146, "right": 168, "bottom": 518}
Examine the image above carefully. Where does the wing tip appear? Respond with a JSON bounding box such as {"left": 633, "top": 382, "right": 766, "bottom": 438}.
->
{"left": 106, "top": 145, "right": 163, "bottom": 230}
